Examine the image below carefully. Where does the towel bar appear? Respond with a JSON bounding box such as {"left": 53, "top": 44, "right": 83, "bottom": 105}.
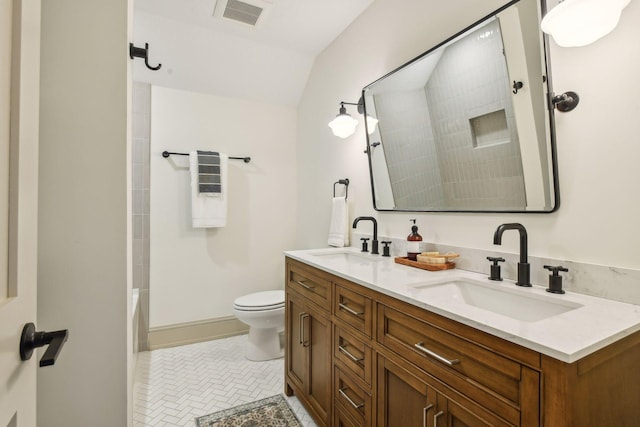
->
{"left": 162, "top": 150, "right": 250, "bottom": 163}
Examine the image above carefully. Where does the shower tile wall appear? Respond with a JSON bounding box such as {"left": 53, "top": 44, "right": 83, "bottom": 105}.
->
{"left": 375, "top": 90, "right": 445, "bottom": 209}
{"left": 425, "top": 19, "right": 525, "bottom": 209}
{"left": 133, "top": 81, "right": 151, "bottom": 351}
{"left": 374, "top": 20, "right": 527, "bottom": 211}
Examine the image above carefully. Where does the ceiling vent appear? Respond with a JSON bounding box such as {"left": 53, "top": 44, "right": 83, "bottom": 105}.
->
{"left": 213, "top": 0, "right": 272, "bottom": 28}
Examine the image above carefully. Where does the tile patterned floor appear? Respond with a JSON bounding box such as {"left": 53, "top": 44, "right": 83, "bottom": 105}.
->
{"left": 133, "top": 334, "right": 317, "bottom": 427}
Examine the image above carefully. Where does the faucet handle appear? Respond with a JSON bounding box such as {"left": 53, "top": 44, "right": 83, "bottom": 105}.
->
{"left": 487, "top": 257, "right": 505, "bottom": 281}
{"left": 381, "top": 241, "right": 392, "bottom": 257}
{"left": 360, "top": 237, "right": 370, "bottom": 253}
{"left": 544, "top": 265, "right": 569, "bottom": 294}
{"left": 544, "top": 265, "right": 569, "bottom": 274}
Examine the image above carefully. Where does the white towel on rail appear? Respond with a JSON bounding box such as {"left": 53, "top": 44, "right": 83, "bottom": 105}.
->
{"left": 328, "top": 196, "right": 349, "bottom": 247}
{"left": 189, "top": 151, "right": 228, "bottom": 228}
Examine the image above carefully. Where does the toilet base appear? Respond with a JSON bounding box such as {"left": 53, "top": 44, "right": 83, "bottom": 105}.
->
{"left": 245, "top": 327, "right": 284, "bottom": 361}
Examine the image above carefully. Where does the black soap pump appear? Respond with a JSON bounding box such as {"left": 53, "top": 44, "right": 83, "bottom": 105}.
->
{"left": 407, "top": 219, "right": 422, "bottom": 261}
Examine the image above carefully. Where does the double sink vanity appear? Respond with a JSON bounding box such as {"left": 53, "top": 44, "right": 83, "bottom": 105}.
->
{"left": 283, "top": 247, "right": 640, "bottom": 426}
{"left": 285, "top": 0, "right": 640, "bottom": 423}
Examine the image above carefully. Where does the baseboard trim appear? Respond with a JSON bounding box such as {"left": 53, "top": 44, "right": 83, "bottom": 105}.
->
{"left": 148, "top": 316, "right": 248, "bottom": 350}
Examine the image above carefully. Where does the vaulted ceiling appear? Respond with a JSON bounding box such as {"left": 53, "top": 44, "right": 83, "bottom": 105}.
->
{"left": 133, "top": 0, "right": 374, "bottom": 106}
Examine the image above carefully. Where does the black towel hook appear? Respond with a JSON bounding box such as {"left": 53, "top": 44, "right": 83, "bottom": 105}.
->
{"left": 129, "top": 42, "right": 162, "bottom": 71}
{"left": 512, "top": 80, "right": 523, "bottom": 94}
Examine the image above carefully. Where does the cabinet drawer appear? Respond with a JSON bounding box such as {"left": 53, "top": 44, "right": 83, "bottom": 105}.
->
{"left": 334, "top": 326, "right": 372, "bottom": 388}
{"left": 377, "top": 304, "right": 525, "bottom": 424}
{"left": 287, "top": 261, "right": 331, "bottom": 310}
{"left": 334, "top": 283, "right": 373, "bottom": 337}
{"left": 333, "top": 403, "right": 362, "bottom": 427}
{"left": 335, "top": 367, "right": 372, "bottom": 426}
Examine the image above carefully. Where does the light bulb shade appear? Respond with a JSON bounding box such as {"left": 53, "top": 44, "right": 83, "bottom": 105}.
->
{"left": 366, "top": 115, "right": 378, "bottom": 135}
{"left": 328, "top": 113, "right": 358, "bottom": 138}
{"left": 541, "top": 0, "right": 630, "bottom": 47}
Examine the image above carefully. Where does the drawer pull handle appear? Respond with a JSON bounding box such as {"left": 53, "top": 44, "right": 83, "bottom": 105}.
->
{"left": 338, "top": 303, "right": 364, "bottom": 317}
{"left": 414, "top": 342, "right": 460, "bottom": 366}
{"left": 338, "top": 387, "right": 365, "bottom": 410}
{"left": 434, "top": 410, "right": 444, "bottom": 426}
{"left": 300, "top": 314, "right": 310, "bottom": 347}
{"left": 422, "top": 404, "right": 433, "bottom": 427}
{"left": 296, "top": 280, "right": 315, "bottom": 290}
{"left": 338, "top": 345, "right": 364, "bottom": 364}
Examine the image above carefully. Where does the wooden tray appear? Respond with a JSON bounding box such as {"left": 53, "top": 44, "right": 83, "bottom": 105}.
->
{"left": 394, "top": 257, "right": 456, "bottom": 271}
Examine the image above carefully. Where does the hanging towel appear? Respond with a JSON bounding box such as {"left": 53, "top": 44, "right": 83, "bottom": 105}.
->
{"left": 328, "top": 196, "right": 349, "bottom": 247}
{"left": 197, "top": 151, "right": 222, "bottom": 194}
{"left": 189, "top": 151, "right": 228, "bottom": 228}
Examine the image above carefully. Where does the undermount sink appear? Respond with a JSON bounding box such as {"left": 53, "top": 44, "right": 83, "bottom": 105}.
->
{"left": 411, "top": 277, "right": 582, "bottom": 322}
{"left": 310, "top": 250, "right": 382, "bottom": 263}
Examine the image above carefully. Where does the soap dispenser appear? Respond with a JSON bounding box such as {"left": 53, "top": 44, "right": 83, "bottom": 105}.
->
{"left": 407, "top": 219, "right": 422, "bottom": 261}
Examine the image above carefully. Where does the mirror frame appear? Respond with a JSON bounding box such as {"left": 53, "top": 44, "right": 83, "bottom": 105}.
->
{"left": 362, "top": 0, "right": 560, "bottom": 213}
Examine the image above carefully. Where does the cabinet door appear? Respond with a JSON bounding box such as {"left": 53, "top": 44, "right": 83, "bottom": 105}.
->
{"left": 432, "top": 388, "right": 512, "bottom": 427}
{"left": 306, "top": 304, "right": 332, "bottom": 426}
{"left": 377, "top": 354, "right": 437, "bottom": 427}
{"left": 286, "top": 292, "right": 306, "bottom": 393}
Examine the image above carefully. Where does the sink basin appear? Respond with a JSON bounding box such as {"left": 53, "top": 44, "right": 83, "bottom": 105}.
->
{"left": 310, "top": 250, "right": 382, "bottom": 263}
{"left": 412, "top": 278, "right": 582, "bottom": 322}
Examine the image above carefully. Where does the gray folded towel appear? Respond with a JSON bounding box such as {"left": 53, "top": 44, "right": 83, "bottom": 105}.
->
{"left": 197, "top": 150, "right": 221, "bottom": 194}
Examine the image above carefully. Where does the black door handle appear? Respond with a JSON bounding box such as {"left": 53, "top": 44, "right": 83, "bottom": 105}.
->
{"left": 19, "top": 322, "right": 69, "bottom": 367}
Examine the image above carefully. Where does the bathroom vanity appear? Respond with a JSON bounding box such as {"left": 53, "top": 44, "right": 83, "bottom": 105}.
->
{"left": 284, "top": 248, "right": 640, "bottom": 427}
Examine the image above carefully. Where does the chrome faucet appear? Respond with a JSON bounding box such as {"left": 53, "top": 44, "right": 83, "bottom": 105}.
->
{"left": 352, "top": 216, "right": 379, "bottom": 255}
{"left": 493, "top": 223, "right": 531, "bottom": 287}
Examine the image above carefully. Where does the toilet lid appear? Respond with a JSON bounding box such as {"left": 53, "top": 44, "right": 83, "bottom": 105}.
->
{"left": 234, "top": 290, "right": 285, "bottom": 310}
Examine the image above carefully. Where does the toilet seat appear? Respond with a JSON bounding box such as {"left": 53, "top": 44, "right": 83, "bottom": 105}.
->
{"left": 233, "top": 290, "right": 284, "bottom": 311}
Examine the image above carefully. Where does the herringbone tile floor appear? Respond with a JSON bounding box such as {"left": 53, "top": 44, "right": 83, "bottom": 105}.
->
{"left": 133, "top": 334, "right": 317, "bottom": 427}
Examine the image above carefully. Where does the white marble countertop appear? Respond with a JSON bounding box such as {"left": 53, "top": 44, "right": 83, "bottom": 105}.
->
{"left": 285, "top": 247, "right": 640, "bottom": 363}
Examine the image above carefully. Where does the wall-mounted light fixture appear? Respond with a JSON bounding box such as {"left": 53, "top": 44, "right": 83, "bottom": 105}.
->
{"left": 541, "top": 0, "right": 630, "bottom": 47}
{"left": 328, "top": 96, "right": 378, "bottom": 138}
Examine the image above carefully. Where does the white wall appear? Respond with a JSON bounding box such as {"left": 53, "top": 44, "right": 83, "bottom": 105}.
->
{"left": 133, "top": 11, "right": 314, "bottom": 107}
{"left": 38, "top": 0, "right": 131, "bottom": 426}
{"left": 297, "top": 0, "right": 640, "bottom": 275}
{"left": 149, "top": 86, "right": 297, "bottom": 328}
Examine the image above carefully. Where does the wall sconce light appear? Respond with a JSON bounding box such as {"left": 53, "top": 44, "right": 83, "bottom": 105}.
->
{"left": 328, "top": 96, "right": 378, "bottom": 138}
{"left": 541, "top": 0, "right": 630, "bottom": 47}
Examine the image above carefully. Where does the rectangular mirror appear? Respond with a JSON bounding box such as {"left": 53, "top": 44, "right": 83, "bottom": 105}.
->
{"left": 363, "top": 0, "right": 559, "bottom": 212}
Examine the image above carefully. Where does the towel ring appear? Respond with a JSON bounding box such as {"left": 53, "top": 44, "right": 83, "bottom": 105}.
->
{"left": 333, "top": 179, "right": 349, "bottom": 200}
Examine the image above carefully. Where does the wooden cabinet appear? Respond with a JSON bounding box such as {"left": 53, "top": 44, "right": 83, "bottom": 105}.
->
{"left": 285, "top": 256, "right": 640, "bottom": 427}
{"left": 377, "top": 353, "right": 435, "bottom": 427}
{"left": 376, "top": 302, "right": 540, "bottom": 426}
{"left": 285, "top": 262, "right": 332, "bottom": 426}
{"left": 377, "top": 351, "right": 514, "bottom": 427}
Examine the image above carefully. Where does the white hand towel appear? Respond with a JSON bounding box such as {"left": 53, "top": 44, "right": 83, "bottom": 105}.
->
{"left": 190, "top": 151, "right": 228, "bottom": 228}
{"left": 328, "top": 196, "right": 349, "bottom": 247}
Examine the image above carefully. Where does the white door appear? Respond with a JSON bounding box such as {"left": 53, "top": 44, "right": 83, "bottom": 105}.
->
{"left": 0, "top": 0, "right": 41, "bottom": 426}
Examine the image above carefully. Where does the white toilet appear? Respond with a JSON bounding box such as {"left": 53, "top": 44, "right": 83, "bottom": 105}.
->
{"left": 233, "top": 290, "right": 285, "bottom": 361}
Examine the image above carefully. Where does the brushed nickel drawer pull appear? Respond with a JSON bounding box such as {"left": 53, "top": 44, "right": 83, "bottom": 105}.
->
{"left": 296, "top": 280, "right": 315, "bottom": 290}
{"left": 434, "top": 410, "right": 444, "bottom": 426}
{"left": 338, "top": 387, "right": 365, "bottom": 409}
{"left": 422, "top": 404, "right": 433, "bottom": 427}
{"left": 338, "top": 345, "right": 364, "bottom": 364}
{"left": 414, "top": 342, "right": 460, "bottom": 366}
{"left": 338, "top": 302, "right": 364, "bottom": 316}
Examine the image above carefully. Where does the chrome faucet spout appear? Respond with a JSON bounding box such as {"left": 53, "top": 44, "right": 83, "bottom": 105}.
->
{"left": 352, "top": 216, "right": 379, "bottom": 255}
{"left": 493, "top": 223, "right": 530, "bottom": 287}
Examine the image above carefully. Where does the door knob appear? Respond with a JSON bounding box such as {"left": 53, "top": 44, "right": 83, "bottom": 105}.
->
{"left": 19, "top": 322, "right": 69, "bottom": 367}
